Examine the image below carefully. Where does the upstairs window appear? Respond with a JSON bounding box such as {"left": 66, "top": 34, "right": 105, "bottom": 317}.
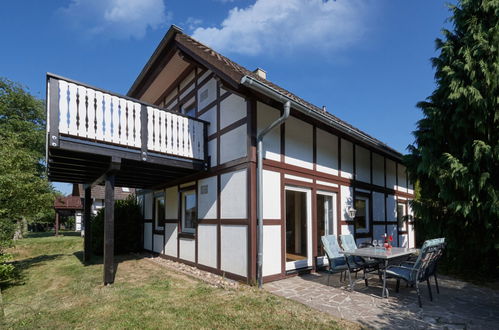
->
{"left": 181, "top": 190, "right": 197, "bottom": 234}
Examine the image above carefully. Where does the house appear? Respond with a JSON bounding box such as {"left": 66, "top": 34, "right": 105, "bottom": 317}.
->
{"left": 45, "top": 25, "right": 414, "bottom": 285}
{"left": 73, "top": 184, "right": 135, "bottom": 231}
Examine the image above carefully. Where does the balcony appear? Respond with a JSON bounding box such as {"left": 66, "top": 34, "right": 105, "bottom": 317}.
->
{"left": 46, "top": 73, "right": 208, "bottom": 189}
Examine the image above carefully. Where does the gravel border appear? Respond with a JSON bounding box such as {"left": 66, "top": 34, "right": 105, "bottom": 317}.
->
{"left": 145, "top": 254, "right": 240, "bottom": 290}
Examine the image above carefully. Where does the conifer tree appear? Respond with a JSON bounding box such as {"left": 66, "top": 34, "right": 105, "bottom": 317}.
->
{"left": 406, "top": 0, "right": 498, "bottom": 278}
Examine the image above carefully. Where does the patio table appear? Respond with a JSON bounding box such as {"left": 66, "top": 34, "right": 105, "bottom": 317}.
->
{"left": 341, "top": 247, "right": 418, "bottom": 298}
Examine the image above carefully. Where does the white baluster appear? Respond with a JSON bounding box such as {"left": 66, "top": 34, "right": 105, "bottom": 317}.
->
{"left": 119, "top": 98, "right": 127, "bottom": 146}
{"left": 183, "top": 117, "right": 189, "bottom": 157}
{"left": 187, "top": 118, "right": 194, "bottom": 158}
{"left": 77, "top": 85, "right": 87, "bottom": 137}
{"left": 154, "top": 109, "right": 160, "bottom": 152}
{"left": 160, "top": 110, "right": 167, "bottom": 153}
{"left": 172, "top": 114, "right": 178, "bottom": 155}
{"left": 103, "top": 94, "right": 113, "bottom": 142}
{"left": 126, "top": 101, "right": 134, "bottom": 147}
{"left": 95, "top": 91, "right": 104, "bottom": 141}
{"left": 166, "top": 112, "right": 172, "bottom": 154}
{"left": 58, "top": 80, "right": 69, "bottom": 134}
{"left": 86, "top": 89, "right": 96, "bottom": 139}
{"left": 134, "top": 103, "right": 141, "bottom": 148}
{"left": 111, "top": 96, "right": 120, "bottom": 144}
{"left": 68, "top": 83, "right": 78, "bottom": 136}
{"left": 147, "top": 107, "right": 154, "bottom": 151}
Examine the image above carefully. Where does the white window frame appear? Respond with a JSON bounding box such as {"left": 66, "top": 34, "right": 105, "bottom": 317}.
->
{"left": 154, "top": 196, "right": 165, "bottom": 230}
{"left": 354, "top": 196, "right": 370, "bottom": 234}
{"left": 181, "top": 190, "right": 197, "bottom": 234}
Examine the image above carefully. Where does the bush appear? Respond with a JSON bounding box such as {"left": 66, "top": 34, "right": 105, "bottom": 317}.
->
{"left": 91, "top": 196, "right": 142, "bottom": 255}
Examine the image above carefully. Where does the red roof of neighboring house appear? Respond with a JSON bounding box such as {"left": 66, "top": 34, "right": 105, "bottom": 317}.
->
{"left": 54, "top": 195, "right": 83, "bottom": 210}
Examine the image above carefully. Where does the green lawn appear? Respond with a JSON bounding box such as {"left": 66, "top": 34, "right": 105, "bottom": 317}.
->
{"left": 2, "top": 233, "right": 358, "bottom": 329}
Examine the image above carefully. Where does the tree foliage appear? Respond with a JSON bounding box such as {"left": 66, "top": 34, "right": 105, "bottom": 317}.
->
{"left": 0, "top": 78, "right": 56, "bottom": 282}
{"left": 406, "top": 0, "right": 499, "bottom": 279}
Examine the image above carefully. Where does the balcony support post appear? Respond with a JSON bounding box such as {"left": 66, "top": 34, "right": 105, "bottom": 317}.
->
{"left": 47, "top": 77, "right": 60, "bottom": 148}
{"left": 83, "top": 185, "right": 92, "bottom": 262}
{"left": 103, "top": 173, "right": 115, "bottom": 285}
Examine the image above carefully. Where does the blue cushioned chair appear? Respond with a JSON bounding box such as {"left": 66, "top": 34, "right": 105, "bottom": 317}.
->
{"left": 386, "top": 239, "right": 445, "bottom": 307}
{"left": 321, "top": 235, "right": 349, "bottom": 286}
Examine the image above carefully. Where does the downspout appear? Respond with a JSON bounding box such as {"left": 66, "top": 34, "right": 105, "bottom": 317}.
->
{"left": 256, "top": 101, "right": 290, "bottom": 288}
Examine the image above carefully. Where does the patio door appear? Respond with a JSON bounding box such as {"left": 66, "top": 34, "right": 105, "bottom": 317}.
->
{"left": 285, "top": 186, "right": 312, "bottom": 271}
{"left": 316, "top": 191, "right": 337, "bottom": 266}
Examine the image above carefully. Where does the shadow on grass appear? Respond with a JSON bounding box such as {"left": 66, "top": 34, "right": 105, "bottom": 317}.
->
{"left": 72, "top": 250, "right": 146, "bottom": 283}
{"left": 26, "top": 231, "right": 82, "bottom": 239}
{"left": 1, "top": 254, "right": 64, "bottom": 290}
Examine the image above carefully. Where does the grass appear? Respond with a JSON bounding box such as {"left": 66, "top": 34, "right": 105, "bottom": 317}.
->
{"left": 2, "top": 233, "right": 358, "bottom": 329}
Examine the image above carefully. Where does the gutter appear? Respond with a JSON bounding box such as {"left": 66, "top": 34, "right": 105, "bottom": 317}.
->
{"left": 240, "top": 75, "right": 402, "bottom": 160}
{"left": 256, "top": 100, "right": 290, "bottom": 288}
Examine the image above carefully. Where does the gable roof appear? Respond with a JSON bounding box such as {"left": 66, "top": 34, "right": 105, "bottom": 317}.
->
{"left": 128, "top": 25, "right": 402, "bottom": 159}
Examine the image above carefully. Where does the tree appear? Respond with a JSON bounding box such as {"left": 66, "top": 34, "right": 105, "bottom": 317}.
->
{"left": 406, "top": 0, "right": 498, "bottom": 279}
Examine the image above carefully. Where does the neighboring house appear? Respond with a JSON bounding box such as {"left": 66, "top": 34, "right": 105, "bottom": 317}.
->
{"left": 73, "top": 184, "right": 135, "bottom": 231}
{"left": 45, "top": 25, "right": 414, "bottom": 285}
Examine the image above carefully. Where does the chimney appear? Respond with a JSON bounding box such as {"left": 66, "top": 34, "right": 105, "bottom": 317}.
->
{"left": 322, "top": 105, "right": 327, "bottom": 113}
{"left": 253, "top": 68, "right": 267, "bottom": 80}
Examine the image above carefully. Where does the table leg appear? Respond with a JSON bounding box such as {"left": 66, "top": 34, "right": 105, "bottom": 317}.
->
{"left": 382, "top": 260, "right": 389, "bottom": 298}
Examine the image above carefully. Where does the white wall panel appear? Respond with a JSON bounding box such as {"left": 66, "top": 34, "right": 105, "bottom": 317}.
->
{"left": 397, "top": 164, "right": 408, "bottom": 192}
{"left": 179, "top": 238, "right": 195, "bottom": 262}
{"left": 208, "top": 138, "right": 217, "bottom": 168}
{"left": 153, "top": 234, "right": 164, "bottom": 254}
{"left": 263, "top": 170, "right": 280, "bottom": 219}
{"left": 257, "top": 102, "right": 281, "bottom": 161}
{"left": 340, "top": 185, "right": 353, "bottom": 221}
{"left": 373, "top": 225, "right": 386, "bottom": 243}
{"left": 408, "top": 223, "right": 415, "bottom": 248}
{"left": 386, "top": 159, "right": 396, "bottom": 190}
{"left": 143, "top": 223, "right": 152, "bottom": 250}
{"left": 372, "top": 153, "right": 385, "bottom": 187}
{"left": 198, "top": 176, "right": 217, "bottom": 219}
{"left": 199, "top": 106, "right": 217, "bottom": 135}
{"left": 221, "top": 169, "right": 247, "bottom": 219}
{"left": 316, "top": 128, "right": 339, "bottom": 176}
{"left": 164, "top": 223, "right": 178, "bottom": 257}
{"left": 372, "top": 192, "right": 385, "bottom": 222}
{"left": 165, "top": 186, "right": 178, "bottom": 219}
{"left": 341, "top": 139, "right": 353, "bottom": 179}
{"left": 197, "top": 224, "right": 217, "bottom": 268}
{"left": 219, "top": 124, "right": 247, "bottom": 164}
{"left": 144, "top": 192, "right": 153, "bottom": 219}
{"left": 221, "top": 225, "right": 248, "bottom": 277}
{"left": 341, "top": 224, "right": 354, "bottom": 235}
{"left": 220, "top": 93, "right": 246, "bottom": 129}
{"left": 355, "top": 146, "right": 371, "bottom": 183}
{"left": 386, "top": 194, "right": 397, "bottom": 221}
{"left": 263, "top": 225, "right": 281, "bottom": 276}
{"left": 197, "top": 78, "right": 217, "bottom": 110}
{"left": 285, "top": 116, "right": 313, "bottom": 169}
{"left": 284, "top": 174, "right": 313, "bottom": 183}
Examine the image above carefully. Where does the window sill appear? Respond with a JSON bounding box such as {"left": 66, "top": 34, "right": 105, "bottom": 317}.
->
{"left": 178, "top": 232, "right": 196, "bottom": 239}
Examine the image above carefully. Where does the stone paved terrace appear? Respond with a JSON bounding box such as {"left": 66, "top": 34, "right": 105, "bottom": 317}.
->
{"left": 265, "top": 272, "right": 499, "bottom": 329}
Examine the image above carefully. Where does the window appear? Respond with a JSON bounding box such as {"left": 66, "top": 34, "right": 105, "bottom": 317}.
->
{"left": 182, "top": 103, "right": 196, "bottom": 118}
{"left": 154, "top": 197, "right": 165, "bottom": 230}
{"left": 122, "top": 187, "right": 130, "bottom": 192}
{"left": 354, "top": 196, "right": 369, "bottom": 233}
{"left": 397, "top": 202, "right": 407, "bottom": 230}
{"left": 181, "top": 190, "right": 197, "bottom": 233}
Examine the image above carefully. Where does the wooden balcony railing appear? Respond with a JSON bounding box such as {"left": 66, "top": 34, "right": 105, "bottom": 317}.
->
{"left": 46, "top": 73, "right": 208, "bottom": 163}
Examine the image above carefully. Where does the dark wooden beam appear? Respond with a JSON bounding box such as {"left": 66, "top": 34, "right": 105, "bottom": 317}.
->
{"left": 55, "top": 212, "right": 59, "bottom": 236}
{"left": 91, "top": 158, "right": 121, "bottom": 188}
{"left": 83, "top": 185, "right": 92, "bottom": 262}
{"left": 103, "top": 174, "right": 115, "bottom": 285}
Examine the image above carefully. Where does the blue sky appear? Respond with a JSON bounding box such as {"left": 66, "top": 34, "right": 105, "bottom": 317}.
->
{"left": 0, "top": 0, "right": 453, "bottom": 194}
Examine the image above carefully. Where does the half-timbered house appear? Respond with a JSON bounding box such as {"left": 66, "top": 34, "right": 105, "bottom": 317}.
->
{"left": 46, "top": 25, "right": 414, "bottom": 285}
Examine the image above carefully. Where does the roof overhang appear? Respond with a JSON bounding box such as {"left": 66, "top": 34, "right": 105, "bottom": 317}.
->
{"left": 240, "top": 75, "right": 402, "bottom": 161}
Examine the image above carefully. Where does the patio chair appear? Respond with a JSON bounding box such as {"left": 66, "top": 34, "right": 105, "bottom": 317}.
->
{"left": 385, "top": 239, "right": 443, "bottom": 307}
{"left": 339, "top": 234, "right": 380, "bottom": 271}
{"left": 321, "top": 235, "right": 349, "bottom": 286}
{"left": 401, "top": 238, "right": 446, "bottom": 297}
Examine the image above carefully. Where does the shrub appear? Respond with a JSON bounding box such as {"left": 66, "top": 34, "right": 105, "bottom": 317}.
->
{"left": 91, "top": 196, "right": 142, "bottom": 255}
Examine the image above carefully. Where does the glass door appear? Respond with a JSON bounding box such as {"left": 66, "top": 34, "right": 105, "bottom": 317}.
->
{"left": 285, "top": 186, "right": 312, "bottom": 271}
{"left": 316, "top": 191, "right": 337, "bottom": 266}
